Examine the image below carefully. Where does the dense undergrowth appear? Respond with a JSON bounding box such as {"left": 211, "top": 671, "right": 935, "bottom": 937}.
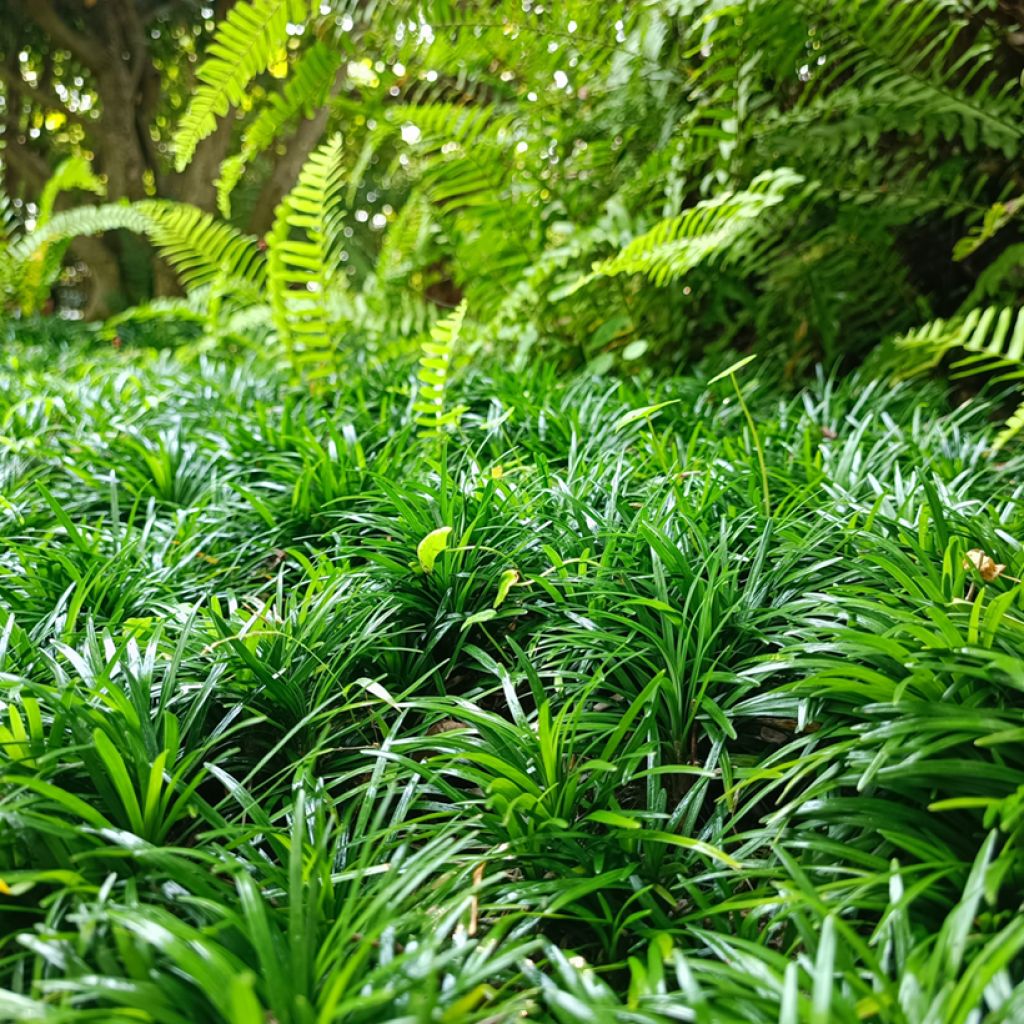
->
{"left": 1, "top": 338, "right": 1023, "bottom": 1021}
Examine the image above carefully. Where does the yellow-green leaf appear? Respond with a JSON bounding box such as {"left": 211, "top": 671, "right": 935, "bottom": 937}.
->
{"left": 707, "top": 353, "right": 757, "bottom": 385}
{"left": 417, "top": 526, "right": 453, "bottom": 574}
{"left": 493, "top": 568, "right": 519, "bottom": 608}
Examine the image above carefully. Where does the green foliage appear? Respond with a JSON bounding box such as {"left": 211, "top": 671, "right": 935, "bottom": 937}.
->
{"left": 11, "top": 0, "right": 1020, "bottom": 391}
{"left": 35, "top": 157, "right": 105, "bottom": 226}
{"left": 413, "top": 299, "right": 467, "bottom": 439}
{"left": 266, "top": 134, "right": 347, "bottom": 366}
{"left": 12, "top": 202, "right": 265, "bottom": 296}
{"left": 4, "top": 0, "right": 1024, "bottom": 1014}
{"left": 2, "top": 339, "right": 1024, "bottom": 1019}
{"left": 0, "top": 157, "right": 106, "bottom": 315}
{"left": 173, "top": 0, "right": 317, "bottom": 170}
{"left": 158, "top": 0, "right": 1021, "bottom": 375}
{"left": 578, "top": 169, "right": 805, "bottom": 289}
{"left": 216, "top": 42, "right": 344, "bottom": 218}
{"left": 884, "top": 305, "right": 1024, "bottom": 450}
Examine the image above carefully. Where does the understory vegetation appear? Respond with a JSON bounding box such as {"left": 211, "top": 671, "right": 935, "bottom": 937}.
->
{"left": 2, "top": 0, "right": 1024, "bottom": 1019}
{"left": 1, "top": 340, "right": 1023, "bottom": 1021}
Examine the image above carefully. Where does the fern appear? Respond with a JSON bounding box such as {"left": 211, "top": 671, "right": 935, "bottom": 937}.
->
{"left": 139, "top": 202, "right": 266, "bottom": 291}
{"left": 17, "top": 157, "right": 107, "bottom": 315}
{"left": 374, "top": 103, "right": 534, "bottom": 317}
{"left": 954, "top": 198, "right": 1023, "bottom": 262}
{"left": 216, "top": 41, "right": 343, "bottom": 217}
{"left": 11, "top": 202, "right": 265, "bottom": 296}
{"left": 888, "top": 306, "right": 1024, "bottom": 451}
{"left": 0, "top": 194, "right": 19, "bottom": 245}
{"left": 800, "top": 0, "right": 1022, "bottom": 156}
{"left": 579, "top": 169, "right": 805, "bottom": 288}
{"left": 36, "top": 157, "right": 106, "bottom": 226}
{"left": 962, "top": 244, "right": 1024, "bottom": 309}
{"left": 174, "top": 0, "right": 317, "bottom": 170}
{"left": 376, "top": 190, "right": 436, "bottom": 284}
{"left": 414, "top": 300, "right": 468, "bottom": 438}
{"left": 4, "top": 203, "right": 147, "bottom": 315}
{"left": 266, "top": 134, "right": 347, "bottom": 365}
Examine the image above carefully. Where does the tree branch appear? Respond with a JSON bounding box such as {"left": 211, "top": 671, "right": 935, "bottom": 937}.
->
{"left": 22, "top": 0, "right": 107, "bottom": 73}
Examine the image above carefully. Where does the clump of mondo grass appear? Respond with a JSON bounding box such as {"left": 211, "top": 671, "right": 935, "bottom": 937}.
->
{"left": 0, "top": 339, "right": 1022, "bottom": 1022}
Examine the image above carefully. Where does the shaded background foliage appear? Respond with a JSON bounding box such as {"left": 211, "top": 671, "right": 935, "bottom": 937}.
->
{"left": 2, "top": 0, "right": 1022, "bottom": 368}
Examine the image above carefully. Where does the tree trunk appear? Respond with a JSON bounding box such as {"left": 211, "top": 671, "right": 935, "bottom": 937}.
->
{"left": 246, "top": 70, "right": 346, "bottom": 236}
{"left": 169, "top": 115, "right": 237, "bottom": 213}
{"left": 70, "top": 236, "right": 123, "bottom": 319}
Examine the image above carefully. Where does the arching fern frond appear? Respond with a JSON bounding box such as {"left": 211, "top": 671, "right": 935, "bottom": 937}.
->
{"left": 891, "top": 307, "right": 1024, "bottom": 375}
{"left": 11, "top": 206, "right": 153, "bottom": 260}
{"left": 139, "top": 202, "right": 267, "bottom": 292}
{"left": 266, "top": 134, "right": 347, "bottom": 366}
{"left": 174, "top": 0, "right": 318, "bottom": 170}
{"left": 216, "top": 41, "right": 343, "bottom": 217}
{"left": 996, "top": 401, "right": 1024, "bottom": 452}
{"left": 6, "top": 205, "right": 153, "bottom": 314}
{"left": 578, "top": 168, "right": 805, "bottom": 288}
{"left": 11, "top": 202, "right": 265, "bottom": 295}
{"left": 376, "top": 103, "right": 535, "bottom": 316}
{"left": 887, "top": 306, "right": 1024, "bottom": 451}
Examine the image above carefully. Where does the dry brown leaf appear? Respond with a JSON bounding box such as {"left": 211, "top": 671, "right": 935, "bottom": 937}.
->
{"left": 963, "top": 548, "right": 1006, "bottom": 582}
{"left": 426, "top": 718, "right": 464, "bottom": 737}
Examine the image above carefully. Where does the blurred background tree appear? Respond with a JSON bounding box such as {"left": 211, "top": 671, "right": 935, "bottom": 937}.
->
{"left": 0, "top": 0, "right": 338, "bottom": 315}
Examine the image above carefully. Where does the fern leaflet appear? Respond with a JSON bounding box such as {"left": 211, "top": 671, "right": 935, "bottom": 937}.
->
{"left": 414, "top": 300, "right": 468, "bottom": 438}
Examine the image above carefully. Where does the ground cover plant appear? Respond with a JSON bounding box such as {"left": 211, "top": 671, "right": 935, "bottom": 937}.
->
{"left": 3, "top": 0, "right": 1024, "bottom": 1020}
{"left": 0, "top": 335, "right": 1023, "bottom": 1022}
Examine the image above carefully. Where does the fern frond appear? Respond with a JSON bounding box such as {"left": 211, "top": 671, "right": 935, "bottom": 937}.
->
{"left": 954, "top": 198, "right": 1023, "bottom": 262}
{"left": 414, "top": 300, "right": 468, "bottom": 438}
{"left": 378, "top": 103, "right": 535, "bottom": 316}
{"left": 797, "top": 0, "right": 1023, "bottom": 157}
{"left": 266, "top": 134, "right": 347, "bottom": 364}
{"left": 887, "top": 305, "right": 1024, "bottom": 450}
{"left": 581, "top": 169, "right": 805, "bottom": 288}
{"left": 11, "top": 202, "right": 265, "bottom": 295}
{"left": 7, "top": 204, "right": 155, "bottom": 311}
{"left": 10, "top": 206, "right": 153, "bottom": 261}
{"left": 36, "top": 157, "right": 106, "bottom": 226}
{"left": 892, "top": 307, "right": 1024, "bottom": 375}
{"left": 962, "top": 244, "right": 1024, "bottom": 309}
{"left": 174, "top": 0, "right": 317, "bottom": 170}
{"left": 376, "top": 190, "right": 436, "bottom": 283}
{"left": 141, "top": 202, "right": 266, "bottom": 291}
{"left": 993, "top": 400, "right": 1024, "bottom": 453}
{"left": 216, "top": 41, "right": 343, "bottom": 217}
{"left": 0, "top": 193, "right": 19, "bottom": 245}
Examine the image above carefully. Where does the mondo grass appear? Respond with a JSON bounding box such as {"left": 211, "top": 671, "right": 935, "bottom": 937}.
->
{"left": 1, "top": 339, "right": 1023, "bottom": 1023}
